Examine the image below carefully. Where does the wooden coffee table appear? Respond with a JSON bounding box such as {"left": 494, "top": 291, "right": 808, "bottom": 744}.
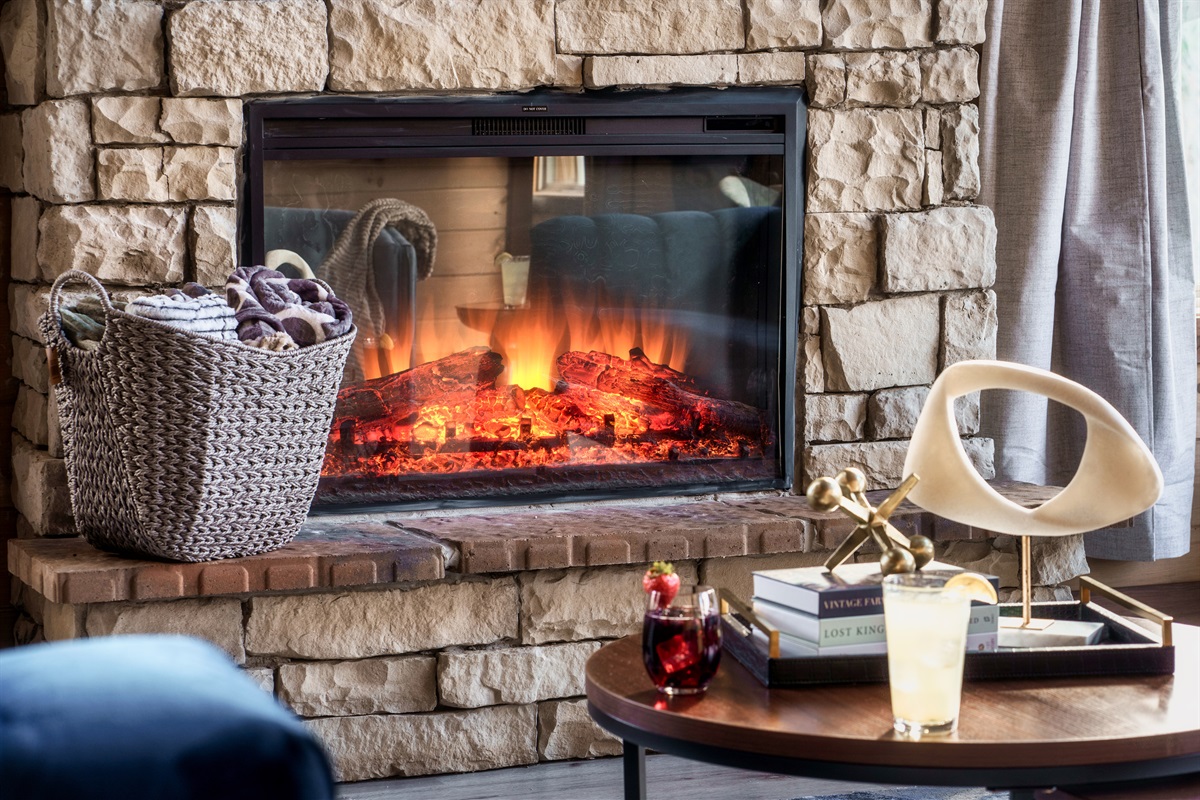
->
{"left": 586, "top": 624, "right": 1200, "bottom": 800}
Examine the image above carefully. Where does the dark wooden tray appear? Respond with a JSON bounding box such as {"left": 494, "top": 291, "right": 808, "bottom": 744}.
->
{"left": 721, "top": 579, "right": 1176, "bottom": 687}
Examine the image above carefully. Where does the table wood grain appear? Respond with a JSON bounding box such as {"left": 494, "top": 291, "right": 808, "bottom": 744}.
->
{"left": 586, "top": 624, "right": 1200, "bottom": 775}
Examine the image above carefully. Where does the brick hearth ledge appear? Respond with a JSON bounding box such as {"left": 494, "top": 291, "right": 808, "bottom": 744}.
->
{"left": 11, "top": 483, "right": 1064, "bottom": 606}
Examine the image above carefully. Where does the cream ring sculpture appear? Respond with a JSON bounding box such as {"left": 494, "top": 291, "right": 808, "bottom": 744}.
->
{"left": 903, "top": 360, "right": 1163, "bottom": 536}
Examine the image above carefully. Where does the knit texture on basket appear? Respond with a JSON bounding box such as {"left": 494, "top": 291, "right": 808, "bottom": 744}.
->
{"left": 40, "top": 270, "right": 355, "bottom": 562}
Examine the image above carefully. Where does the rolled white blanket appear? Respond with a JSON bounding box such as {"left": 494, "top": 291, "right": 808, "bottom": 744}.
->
{"left": 126, "top": 292, "right": 239, "bottom": 341}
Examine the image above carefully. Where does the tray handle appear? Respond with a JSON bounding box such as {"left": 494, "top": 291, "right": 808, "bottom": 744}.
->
{"left": 1079, "top": 576, "right": 1173, "bottom": 646}
{"left": 719, "top": 589, "right": 781, "bottom": 659}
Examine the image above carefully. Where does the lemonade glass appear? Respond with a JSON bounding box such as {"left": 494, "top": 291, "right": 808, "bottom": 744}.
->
{"left": 882, "top": 573, "right": 972, "bottom": 738}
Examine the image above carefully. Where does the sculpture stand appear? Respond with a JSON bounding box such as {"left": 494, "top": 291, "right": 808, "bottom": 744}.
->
{"left": 998, "top": 534, "right": 1105, "bottom": 648}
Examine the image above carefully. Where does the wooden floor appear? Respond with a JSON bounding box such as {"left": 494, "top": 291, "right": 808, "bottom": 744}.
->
{"left": 336, "top": 755, "right": 913, "bottom": 800}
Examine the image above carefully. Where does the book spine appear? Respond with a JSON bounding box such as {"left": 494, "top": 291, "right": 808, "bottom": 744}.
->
{"left": 816, "top": 616, "right": 887, "bottom": 647}
{"left": 751, "top": 575, "right": 885, "bottom": 617}
{"left": 751, "top": 601, "right": 820, "bottom": 641}
{"left": 814, "top": 605, "right": 999, "bottom": 646}
{"left": 965, "top": 630, "right": 999, "bottom": 653}
{"left": 751, "top": 578, "right": 819, "bottom": 615}
{"left": 815, "top": 587, "right": 884, "bottom": 618}
{"left": 754, "top": 602, "right": 997, "bottom": 646}
{"left": 770, "top": 628, "right": 1000, "bottom": 657}
{"left": 967, "top": 605, "right": 999, "bottom": 633}
{"left": 753, "top": 567, "right": 1003, "bottom": 620}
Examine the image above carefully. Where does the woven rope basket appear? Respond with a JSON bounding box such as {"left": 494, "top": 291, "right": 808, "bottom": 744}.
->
{"left": 40, "top": 270, "right": 355, "bottom": 562}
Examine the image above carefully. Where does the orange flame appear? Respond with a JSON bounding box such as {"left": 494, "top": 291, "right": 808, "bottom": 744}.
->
{"left": 496, "top": 302, "right": 564, "bottom": 392}
{"left": 388, "top": 276, "right": 696, "bottom": 396}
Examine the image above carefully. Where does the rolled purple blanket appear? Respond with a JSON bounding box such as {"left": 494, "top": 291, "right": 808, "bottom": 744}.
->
{"left": 226, "top": 266, "right": 353, "bottom": 350}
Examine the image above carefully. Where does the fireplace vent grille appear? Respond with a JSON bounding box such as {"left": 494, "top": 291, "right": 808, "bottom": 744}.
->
{"left": 472, "top": 117, "right": 585, "bottom": 136}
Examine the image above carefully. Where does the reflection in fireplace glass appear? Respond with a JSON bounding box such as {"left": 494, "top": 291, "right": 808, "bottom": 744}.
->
{"left": 262, "top": 151, "right": 786, "bottom": 506}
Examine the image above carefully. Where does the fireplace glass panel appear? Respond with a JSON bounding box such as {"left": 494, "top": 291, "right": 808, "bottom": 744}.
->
{"left": 263, "top": 152, "right": 787, "bottom": 507}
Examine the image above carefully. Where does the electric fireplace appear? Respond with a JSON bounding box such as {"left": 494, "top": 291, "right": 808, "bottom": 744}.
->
{"left": 246, "top": 89, "right": 804, "bottom": 510}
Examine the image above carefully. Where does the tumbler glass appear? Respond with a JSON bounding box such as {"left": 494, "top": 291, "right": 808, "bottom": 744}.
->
{"left": 642, "top": 585, "right": 722, "bottom": 696}
{"left": 500, "top": 255, "right": 531, "bottom": 308}
{"left": 882, "top": 573, "right": 972, "bottom": 738}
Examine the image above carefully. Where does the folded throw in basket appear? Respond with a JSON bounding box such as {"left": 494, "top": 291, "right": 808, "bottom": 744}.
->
{"left": 126, "top": 293, "right": 239, "bottom": 340}
{"left": 227, "top": 266, "right": 353, "bottom": 351}
{"left": 40, "top": 270, "right": 356, "bottom": 562}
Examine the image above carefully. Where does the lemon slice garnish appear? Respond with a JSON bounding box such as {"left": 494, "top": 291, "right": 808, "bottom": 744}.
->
{"left": 944, "top": 572, "right": 999, "bottom": 604}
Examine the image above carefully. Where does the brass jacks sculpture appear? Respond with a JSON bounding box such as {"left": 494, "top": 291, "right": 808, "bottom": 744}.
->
{"left": 806, "top": 468, "right": 935, "bottom": 575}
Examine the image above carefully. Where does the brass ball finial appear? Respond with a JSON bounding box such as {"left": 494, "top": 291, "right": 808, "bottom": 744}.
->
{"left": 907, "top": 534, "right": 935, "bottom": 569}
{"left": 806, "top": 476, "right": 843, "bottom": 513}
{"left": 837, "top": 467, "right": 867, "bottom": 495}
{"left": 879, "top": 546, "right": 917, "bottom": 575}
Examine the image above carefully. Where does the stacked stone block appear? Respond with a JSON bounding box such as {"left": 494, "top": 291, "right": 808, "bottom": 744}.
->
{"left": 11, "top": 557, "right": 706, "bottom": 781}
{"left": 798, "top": 0, "right": 998, "bottom": 490}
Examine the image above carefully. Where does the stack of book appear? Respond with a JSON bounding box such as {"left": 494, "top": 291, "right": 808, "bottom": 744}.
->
{"left": 750, "top": 560, "right": 1001, "bottom": 658}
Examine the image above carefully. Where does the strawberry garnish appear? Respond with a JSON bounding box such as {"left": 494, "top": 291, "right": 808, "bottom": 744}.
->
{"left": 642, "top": 561, "right": 681, "bottom": 609}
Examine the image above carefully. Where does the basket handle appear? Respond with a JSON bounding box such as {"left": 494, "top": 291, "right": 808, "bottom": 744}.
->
{"left": 48, "top": 269, "right": 115, "bottom": 323}
{"left": 45, "top": 270, "right": 116, "bottom": 384}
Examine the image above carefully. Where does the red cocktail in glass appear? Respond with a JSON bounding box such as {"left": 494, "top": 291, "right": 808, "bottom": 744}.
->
{"left": 642, "top": 585, "right": 722, "bottom": 695}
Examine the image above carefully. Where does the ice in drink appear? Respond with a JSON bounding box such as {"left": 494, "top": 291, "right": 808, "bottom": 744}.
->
{"left": 883, "top": 573, "right": 971, "bottom": 737}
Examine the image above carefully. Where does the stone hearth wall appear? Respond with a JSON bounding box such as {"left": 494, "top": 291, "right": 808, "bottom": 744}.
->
{"left": 0, "top": 0, "right": 1080, "bottom": 783}
{"left": 0, "top": 0, "right": 1001, "bottom": 537}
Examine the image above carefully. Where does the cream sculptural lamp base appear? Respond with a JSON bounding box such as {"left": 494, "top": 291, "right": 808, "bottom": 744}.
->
{"left": 902, "top": 360, "right": 1164, "bottom": 647}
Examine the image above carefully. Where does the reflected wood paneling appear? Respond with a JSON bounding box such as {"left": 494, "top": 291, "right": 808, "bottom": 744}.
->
{"left": 418, "top": 273, "right": 504, "bottom": 321}
{"left": 307, "top": 187, "right": 507, "bottom": 233}
{"left": 430, "top": 229, "right": 507, "bottom": 277}
{"left": 264, "top": 157, "right": 511, "bottom": 195}
{"left": 263, "top": 157, "right": 512, "bottom": 352}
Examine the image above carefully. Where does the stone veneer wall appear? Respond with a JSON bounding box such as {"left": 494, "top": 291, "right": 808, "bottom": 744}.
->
{"left": 0, "top": 0, "right": 1088, "bottom": 783}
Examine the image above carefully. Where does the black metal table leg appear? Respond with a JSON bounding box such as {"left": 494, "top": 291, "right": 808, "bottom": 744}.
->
{"left": 623, "top": 740, "right": 647, "bottom": 800}
{"left": 1006, "top": 790, "right": 1038, "bottom": 800}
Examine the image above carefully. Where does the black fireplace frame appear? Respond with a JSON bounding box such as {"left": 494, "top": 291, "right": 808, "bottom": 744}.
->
{"left": 244, "top": 88, "right": 805, "bottom": 512}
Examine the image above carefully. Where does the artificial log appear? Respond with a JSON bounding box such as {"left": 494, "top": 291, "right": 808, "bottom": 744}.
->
{"left": 334, "top": 347, "right": 505, "bottom": 423}
{"left": 560, "top": 348, "right": 696, "bottom": 392}
{"left": 323, "top": 345, "right": 771, "bottom": 484}
{"left": 628, "top": 347, "right": 698, "bottom": 392}
{"left": 533, "top": 384, "right": 692, "bottom": 439}
{"left": 337, "top": 385, "right": 528, "bottom": 444}
{"left": 556, "top": 350, "right": 764, "bottom": 437}
{"left": 436, "top": 435, "right": 564, "bottom": 454}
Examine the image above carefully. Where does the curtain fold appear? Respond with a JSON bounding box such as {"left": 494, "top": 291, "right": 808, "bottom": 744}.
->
{"left": 979, "top": 0, "right": 1195, "bottom": 560}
